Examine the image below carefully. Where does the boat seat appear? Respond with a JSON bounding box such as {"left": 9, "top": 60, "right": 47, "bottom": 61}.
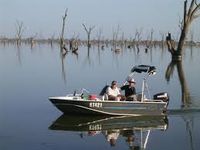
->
{"left": 102, "top": 93, "right": 108, "bottom": 101}
{"left": 136, "top": 94, "right": 142, "bottom": 101}
{"left": 99, "top": 85, "right": 110, "bottom": 101}
{"left": 136, "top": 94, "right": 147, "bottom": 101}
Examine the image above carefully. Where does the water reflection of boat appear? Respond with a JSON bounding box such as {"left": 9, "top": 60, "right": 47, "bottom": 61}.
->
{"left": 49, "top": 65, "right": 169, "bottom": 116}
{"left": 49, "top": 115, "right": 168, "bottom": 149}
{"left": 49, "top": 115, "right": 168, "bottom": 132}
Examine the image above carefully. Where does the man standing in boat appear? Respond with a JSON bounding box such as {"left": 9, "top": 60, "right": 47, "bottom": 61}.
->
{"left": 121, "top": 79, "right": 137, "bottom": 101}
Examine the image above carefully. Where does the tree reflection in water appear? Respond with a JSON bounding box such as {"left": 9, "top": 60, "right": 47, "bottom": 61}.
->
{"left": 60, "top": 48, "right": 67, "bottom": 84}
{"left": 165, "top": 60, "right": 195, "bottom": 150}
{"left": 165, "top": 60, "right": 191, "bottom": 108}
{"left": 60, "top": 47, "right": 79, "bottom": 84}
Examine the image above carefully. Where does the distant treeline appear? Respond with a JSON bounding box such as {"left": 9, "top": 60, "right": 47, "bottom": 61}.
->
{"left": 0, "top": 37, "right": 199, "bottom": 48}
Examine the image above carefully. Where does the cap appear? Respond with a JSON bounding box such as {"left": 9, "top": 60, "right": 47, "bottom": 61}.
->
{"left": 128, "top": 78, "right": 136, "bottom": 83}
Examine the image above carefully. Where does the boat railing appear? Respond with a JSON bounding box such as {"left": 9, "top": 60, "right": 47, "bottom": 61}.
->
{"left": 81, "top": 88, "right": 90, "bottom": 94}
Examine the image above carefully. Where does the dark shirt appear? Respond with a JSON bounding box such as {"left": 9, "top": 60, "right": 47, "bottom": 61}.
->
{"left": 121, "top": 85, "right": 136, "bottom": 97}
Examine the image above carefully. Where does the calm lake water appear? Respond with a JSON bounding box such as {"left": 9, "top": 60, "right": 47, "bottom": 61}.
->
{"left": 0, "top": 44, "right": 200, "bottom": 150}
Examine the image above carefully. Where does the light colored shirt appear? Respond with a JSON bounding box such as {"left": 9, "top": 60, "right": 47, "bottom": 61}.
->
{"left": 106, "top": 87, "right": 120, "bottom": 97}
{"left": 106, "top": 132, "right": 119, "bottom": 141}
{"left": 104, "top": 129, "right": 120, "bottom": 141}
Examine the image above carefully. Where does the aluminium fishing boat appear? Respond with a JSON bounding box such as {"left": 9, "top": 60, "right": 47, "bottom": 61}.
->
{"left": 49, "top": 65, "right": 169, "bottom": 116}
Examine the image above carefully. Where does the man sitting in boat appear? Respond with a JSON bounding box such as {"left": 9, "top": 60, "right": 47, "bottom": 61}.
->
{"left": 106, "top": 81, "right": 125, "bottom": 101}
{"left": 120, "top": 78, "right": 137, "bottom": 101}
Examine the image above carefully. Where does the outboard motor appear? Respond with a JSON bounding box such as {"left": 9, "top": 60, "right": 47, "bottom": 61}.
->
{"left": 153, "top": 92, "right": 169, "bottom": 103}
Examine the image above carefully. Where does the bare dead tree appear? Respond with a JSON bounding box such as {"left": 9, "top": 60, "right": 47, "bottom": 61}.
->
{"left": 82, "top": 24, "right": 95, "bottom": 48}
{"left": 60, "top": 8, "right": 68, "bottom": 51}
{"left": 0, "top": 36, "right": 7, "bottom": 47}
{"left": 120, "top": 32, "right": 125, "bottom": 48}
{"left": 96, "top": 28, "right": 103, "bottom": 48}
{"left": 48, "top": 33, "right": 55, "bottom": 48}
{"left": 145, "top": 28, "right": 154, "bottom": 50}
{"left": 135, "top": 28, "right": 143, "bottom": 42}
{"left": 15, "top": 20, "right": 25, "bottom": 45}
{"left": 150, "top": 29, "right": 154, "bottom": 47}
{"left": 27, "top": 33, "right": 37, "bottom": 49}
{"left": 165, "top": 60, "right": 191, "bottom": 107}
{"left": 112, "top": 25, "right": 120, "bottom": 50}
{"left": 166, "top": 0, "right": 200, "bottom": 61}
{"left": 135, "top": 28, "right": 143, "bottom": 53}
{"left": 70, "top": 33, "right": 79, "bottom": 53}
{"left": 159, "top": 31, "right": 165, "bottom": 49}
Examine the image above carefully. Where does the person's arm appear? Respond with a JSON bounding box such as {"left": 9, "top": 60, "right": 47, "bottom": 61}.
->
{"left": 133, "top": 87, "right": 136, "bottom": 95}
{"left": 116, "top": 88, "right": 121, "bottom": 95}
{"left": 106, "top": 87, "right": 112, "bottom": 95}
{"left": 120, "top": 85, "right": 125, "bottom": 90}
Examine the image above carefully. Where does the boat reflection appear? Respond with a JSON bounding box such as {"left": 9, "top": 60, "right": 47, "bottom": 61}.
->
{"left": 49, "top": 115, "right": 168, "bottom": 149}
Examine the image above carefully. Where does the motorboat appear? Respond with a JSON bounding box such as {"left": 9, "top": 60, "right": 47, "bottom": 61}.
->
{"left": 49, "top": 65, "right": 169, "bottom": 116}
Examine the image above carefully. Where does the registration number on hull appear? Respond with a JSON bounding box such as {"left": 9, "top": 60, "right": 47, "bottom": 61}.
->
{"left": 89, "top": 102, "right": 102, "bottom": 108}
{"left": 89, "top": 124, "right": 102, "bottom": 131}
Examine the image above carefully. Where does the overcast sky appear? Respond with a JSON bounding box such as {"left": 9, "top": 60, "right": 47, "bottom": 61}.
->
{"left": 0, "top": 0, "right": 199, "bottom": 40}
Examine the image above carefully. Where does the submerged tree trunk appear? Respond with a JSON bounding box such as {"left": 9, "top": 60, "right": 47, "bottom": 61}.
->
{"left": 60, "top": 9, "right": 68, "bottom": 50}
{"left": 166, "top": 0, "right": 200, "bottom": 61}
{"left": 165, "top": 61, "right": 191, "bottom": 107}
{"left": 176, "top": 0, "right": 189, "bottom": 58}
{"left": 82, "top": 24, "right": 95, "bottom": 48}
{"left": 15, "top": 20, "right": 25, "bottom": 46}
